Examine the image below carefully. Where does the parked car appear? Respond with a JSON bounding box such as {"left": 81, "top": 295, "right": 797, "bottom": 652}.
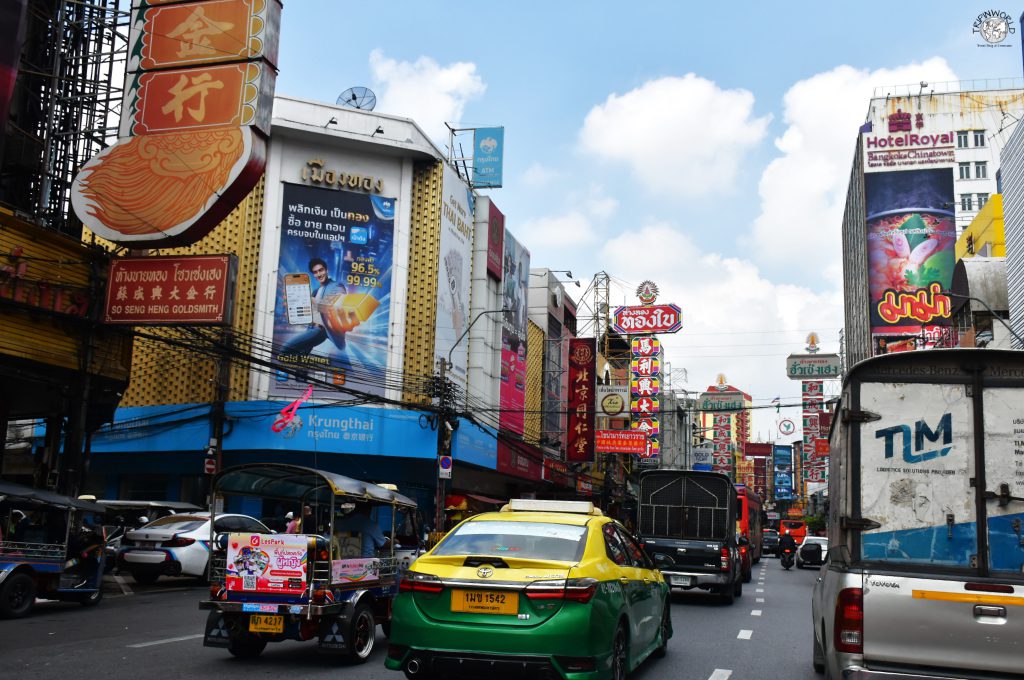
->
{"left": 96, "top": 500, "right": 203, "bottom": 574}
{"left": 795, "top": 536, "right": 827, "bottom": 569}
{"left": 762, "top": 529, "right": 779, "bottom": 557}
{"left": 386, "top": 498, "right": 671, "bottom": 680}
{"left": 118, "top": 512, "right": 270, "bottom": 585}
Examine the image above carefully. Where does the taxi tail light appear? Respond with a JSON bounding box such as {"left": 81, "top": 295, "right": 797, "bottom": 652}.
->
{"left": 163, "top": 535, "right": 195, "bottom": 548}
{"left": 398, "top": 571, "right": 443, "bottom": 594}
{"left": 720, "top": 547, "right": 730, "bottom": 571}
{"left": 525, "top": 578, "right": 598, "bottom": 604}
{"left": 834, "top": 587, "right": 864, "bottom": 654}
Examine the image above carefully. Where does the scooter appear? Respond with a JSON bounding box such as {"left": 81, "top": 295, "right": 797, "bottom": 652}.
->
{"left": 780, "top": 548, "right": 795, "bottom": 570}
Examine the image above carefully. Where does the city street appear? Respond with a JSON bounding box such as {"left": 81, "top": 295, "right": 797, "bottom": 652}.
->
{"left": 1, "top": 558, "right": 822, "bottom": 680}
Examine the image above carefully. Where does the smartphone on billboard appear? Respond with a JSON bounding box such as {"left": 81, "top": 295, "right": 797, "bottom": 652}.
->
{"left": 284, "top": 273, "right": 313, "bottom": 325}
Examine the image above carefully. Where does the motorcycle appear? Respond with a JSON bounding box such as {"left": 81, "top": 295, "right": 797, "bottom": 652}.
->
{"left": 780, "top": 548, "right": 795, "bottom": 570}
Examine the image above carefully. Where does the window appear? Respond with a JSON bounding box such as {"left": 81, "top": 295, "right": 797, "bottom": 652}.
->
{"left": 977, "top": 193, "right": 989, "bottom": 209}
{"left": 959, "top": 162, "right": 971, "bottom": 179}
{"left": 603, "top": 524, "right": 631, "bottom": 566}
{"left": 957, "top": 131, "right": 969, "bottom": 148}
{"left": 975, "top": 162, "right": 988, "bottom": 179}
{"left": 961, "top": 194, "right": 973, "bottom": 211}
{"left": 974, "top": 130, "right": 986, "bottom": 147}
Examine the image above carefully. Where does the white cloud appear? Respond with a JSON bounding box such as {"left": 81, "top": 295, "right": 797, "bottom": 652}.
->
{"left": 517, "top": 211, "right": 600, "bottom": 254}
{"left": 748, "top": 57, "right": 959, "bottom": 281}
{"left": 521, "top": 163, "right": 560, "bottom": 186}
{"left": 578, "top": 74, "right": 771, "bottom": 196}
{"left": 369, "top": 49, "right": 486, "bottom": 141}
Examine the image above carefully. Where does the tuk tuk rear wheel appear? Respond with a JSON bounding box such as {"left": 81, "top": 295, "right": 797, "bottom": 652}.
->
{"left": 346, "top": 601, "right": 375, "bottom": 662}
{"left": 0, "top": 573, "right": 36, "bottom": 618}
{"left": 228, "top": 634, "right": 266, "bottom": 658}
{"left": 76, "top": 588, "right": 103, "bottom": 607}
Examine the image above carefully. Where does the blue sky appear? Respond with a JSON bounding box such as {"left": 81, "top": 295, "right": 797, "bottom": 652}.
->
{"left": 274, "top": 2, "right": 1022, "bottom": 440}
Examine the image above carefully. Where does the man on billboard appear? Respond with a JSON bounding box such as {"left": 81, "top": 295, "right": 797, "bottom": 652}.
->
{"left": 280, "top": 258, "right": 353, "bottom": 358}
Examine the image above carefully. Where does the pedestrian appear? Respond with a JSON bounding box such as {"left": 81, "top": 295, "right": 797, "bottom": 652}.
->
{"left": 285, "top": 511, "right": 300, "bottom": 534}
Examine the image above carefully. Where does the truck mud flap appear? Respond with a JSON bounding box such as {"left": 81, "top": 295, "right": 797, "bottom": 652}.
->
{"left": 317, "top": 616, "right": 348, "bottom": 654}
{"left": 203, "top": 611, "right": 231, "bottom": 648}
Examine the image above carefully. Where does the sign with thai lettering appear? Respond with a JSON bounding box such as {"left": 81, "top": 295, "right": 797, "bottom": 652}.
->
{"left": 612, "top": 304, "right": 682, "bottom": 335}
{"left": 225, "top": 532, "right": 307, "bottom": 595}
{"left": 698, "top": 391, "right": 744, "bottom": 412}
{"left": 566, "top": 338, "right": 596, "bottom": 462}
{"left": 595, "top": 430, "right": 647, "bottom": 454}
{"left": 786, "top": 353, "right": 842, "bottom": 379}
{"left": 103, "top": 255, "right": 235, "bottom": 324}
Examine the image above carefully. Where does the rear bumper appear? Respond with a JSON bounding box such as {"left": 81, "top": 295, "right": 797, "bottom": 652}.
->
{"left": 840, "top": 667, "right": 965, "bottom": 680}
{"left": 119, "top": 550, "right": 182, "bottom": 575}
{"left": 661, "top": 570, "right": 731, "bottom": 587}
{"left": 386, "top": 649, "right": 585, "bottom": 680}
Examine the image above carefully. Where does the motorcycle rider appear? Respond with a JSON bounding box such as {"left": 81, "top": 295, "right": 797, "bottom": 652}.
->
{"left": 778, "top": 530, "right": 797, "bottom": 556}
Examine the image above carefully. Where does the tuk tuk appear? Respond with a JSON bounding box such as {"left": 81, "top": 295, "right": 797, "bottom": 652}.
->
{"left": 200, "top": 463, "right": 421, "bottom": 661}
{"left": 0, "top": 480, "right": 107, "bottom": 618}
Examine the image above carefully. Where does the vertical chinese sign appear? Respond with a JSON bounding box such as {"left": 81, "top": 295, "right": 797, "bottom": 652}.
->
{"left": 630, "top": 336, "right": 661, "bottom": 463}
{"left": 566, "top": 338, "right": 596, "bottom": 463}
{"left": 72, "top": 0, "right": 282, "bottom": 247}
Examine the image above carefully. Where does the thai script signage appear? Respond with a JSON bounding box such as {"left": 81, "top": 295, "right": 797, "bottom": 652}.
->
{"left": 566, "top": 338, "right": 596, "bottom": 462}
{"left": 225, "top": 531, "right": 306, "bottom": 595}
{"left": 103, "top": 255, "right": 235, "bottom": 324}
{"left": 71, "top": 0, "right": 282, "bottom": 247}
{"left": 595, "top": 430, "right": 648, "bottom": 454}
{"left": 786, "top": 353, "right": 841, "bottom": 379}
{"left": 612, "top": 303, "right": 682, "bottom": 335}
{"left": 698, "top": 391, "right": 744, "bottom": 412}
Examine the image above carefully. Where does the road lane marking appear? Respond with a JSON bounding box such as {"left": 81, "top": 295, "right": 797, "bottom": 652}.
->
{"left": 756, "top": 597, "right": 765, "bottom": 603}
{"left": 738, "top": 629, "right": 753, "bottom": 640}
{"left": 709, "top": 670, "right": 733, "bottom": 680}
{"left": 114, "top": 574, "right": 133, "bottom": 596}
{"left": 751, "top": 609, "right": 762, "bottom": 616}
{"left": 756, "top": 588, "right": 764, "bottom": 592}
{"left": 127, "top": 634, "right": 204, "bottom": 648}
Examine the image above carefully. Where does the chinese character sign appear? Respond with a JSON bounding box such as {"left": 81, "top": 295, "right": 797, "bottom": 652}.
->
{"left": 566, "top": 338, "right": 596, "bottom": 463}
{"left": 71, "top": 0, "right": 281, "bottom": 247}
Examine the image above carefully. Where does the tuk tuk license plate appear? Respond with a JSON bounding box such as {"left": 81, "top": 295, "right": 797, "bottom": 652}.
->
{"left": 451, "top": 589, "right": 518, "bottom": 615}
{"left": 248, "top": 614, "right": 283, "bottom": 633}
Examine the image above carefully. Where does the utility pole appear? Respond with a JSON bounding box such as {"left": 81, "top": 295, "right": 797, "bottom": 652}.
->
{"left": 434, "top": 358, "right": 452, "bottom": 534}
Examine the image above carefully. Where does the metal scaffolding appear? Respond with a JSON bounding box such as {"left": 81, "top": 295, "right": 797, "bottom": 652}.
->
{"left": 1, "top": 0, "right": 129, "bottom": 236}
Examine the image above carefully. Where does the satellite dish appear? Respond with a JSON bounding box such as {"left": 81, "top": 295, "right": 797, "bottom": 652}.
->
{"left": 337, "top": 87, "right": 377, "bottom": 111}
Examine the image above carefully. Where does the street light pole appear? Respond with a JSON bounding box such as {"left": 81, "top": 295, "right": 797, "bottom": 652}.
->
{"left": 434, "top": 307, "right": 507, "bottom": 534}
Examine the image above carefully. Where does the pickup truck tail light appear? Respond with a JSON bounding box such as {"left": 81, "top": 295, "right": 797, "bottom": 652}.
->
{"left": 834, "top": 587, "right": 864, "bottom": 654}
{"left": 720, "top": 547, "right": 730, "bottom": 571}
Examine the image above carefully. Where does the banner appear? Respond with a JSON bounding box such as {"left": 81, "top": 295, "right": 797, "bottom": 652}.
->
{"left": 272, "top": 184, "right": 395, "bottom": 397}
{"left": 473, "top": 126, "right": 504, "bottom": 188}
{"left": 104, "top": 255, "right": 236, "bottom": 325}
{"left": 595, "top": 430, "right": 647, "bottom": 454}
{"left": 499, "top": 229, "right": 530, "bottom": 435}
{"left": 435, "top": 164, "right": 474, "bottom": 387}
{"left": 566, "top": 338, "right": 596, "bottom": 462}
{"left": 225, "top": 532, "right": 307, "bottom": 595}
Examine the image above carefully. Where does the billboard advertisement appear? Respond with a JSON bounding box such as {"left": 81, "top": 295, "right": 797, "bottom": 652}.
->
{"left": 500, "top": 229, "right": 530, "bottom": 435}
{"left": 272, "top": 183, "right": 395, "bottom": 398}
{"left": 865, "top": 169, "right": 956, "bottom": 346}
{"left": 486, "top": 200, "right": 504, "bottom": 280}
{"left": 773, "top": 444, "right": 793, "bottom": 499}
{"left": 566, "top": 338, "right": 597, "bottom": 462}
{"left": 435, "top": 164, "right": 474, "bottom": 387}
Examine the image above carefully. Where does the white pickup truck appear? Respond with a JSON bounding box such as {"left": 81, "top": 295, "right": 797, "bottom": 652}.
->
{"left": 812, "top": 349, "right": 1024, "bottom": 680}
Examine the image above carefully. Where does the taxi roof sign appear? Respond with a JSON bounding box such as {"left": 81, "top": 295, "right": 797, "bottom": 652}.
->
{"left": 503, "top": 499, "right": 603, "bottom": 515}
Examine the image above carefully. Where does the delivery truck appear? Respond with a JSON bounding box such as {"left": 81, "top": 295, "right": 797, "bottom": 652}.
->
{"left": 811, "top": 349, "right": 1024, "bottom": 679}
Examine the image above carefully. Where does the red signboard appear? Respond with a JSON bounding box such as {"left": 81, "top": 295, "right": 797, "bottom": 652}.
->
{"left": 630, "top": 336, "right": 660, "bottom": 357}
{"left": 595, "top": 430, "right": 647, "bottom": 454}
{"left": 814, "top": 438, "right": 830, "bottom": 458}
{"left": 566, "top": 338, "right": 596, "bottom": 462}
{"left": 745, "top": 443, "right": 772, "bottom": 458}
{"left": 486, "top": 200, "right": 504, "bottom": 280}
{"left": 497, "top": 440, "right": 541, "bottom": 481}
{"left": 543, "top": 457, "right": 570, "bottom": 486}
{"left": 104, "top": 255, "right": 236, "bottom": 324}
{"left": 612, "top": 304, "right": 682, "bottom": 335}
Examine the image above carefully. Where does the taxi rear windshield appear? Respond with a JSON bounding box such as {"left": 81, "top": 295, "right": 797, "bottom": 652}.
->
{"left": 433, "top": 521, "right": 587, "bottom": 562}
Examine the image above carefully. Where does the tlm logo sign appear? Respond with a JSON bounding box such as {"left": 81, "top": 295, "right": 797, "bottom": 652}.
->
{"left": 875, "top": 413, "right": 952, "bottom": 463}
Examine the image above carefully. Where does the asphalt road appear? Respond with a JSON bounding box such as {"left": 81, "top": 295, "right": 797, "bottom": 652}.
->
{"left": 1, "top": 558, "right": 823, "bottom": 680}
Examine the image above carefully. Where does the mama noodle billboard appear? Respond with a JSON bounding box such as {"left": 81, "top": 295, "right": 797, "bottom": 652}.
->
{"left": 272, "top": 183, "right": 395, "bottom": 397}
{"left": 865, "top": 168, "right": 955, "bottom": 349}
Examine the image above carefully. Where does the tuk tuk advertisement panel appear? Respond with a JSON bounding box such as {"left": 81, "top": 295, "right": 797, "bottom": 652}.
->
{"left": 226, "top": 532, "right": 308, "bottom": 594}
{"left": 331, "top": 557, "right": 379, "bottom": 584}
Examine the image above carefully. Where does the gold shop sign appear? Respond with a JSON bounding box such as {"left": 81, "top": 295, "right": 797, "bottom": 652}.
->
{"left": 301, "top": 158, "right": 384, "bottom": 193}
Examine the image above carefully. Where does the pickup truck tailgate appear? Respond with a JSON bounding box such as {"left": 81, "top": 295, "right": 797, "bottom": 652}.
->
{"left": 863, "top": 574, "right": 1024, "bottom": 674}
{"left": 643, "top": 538, "right": 724, "bottom": 572}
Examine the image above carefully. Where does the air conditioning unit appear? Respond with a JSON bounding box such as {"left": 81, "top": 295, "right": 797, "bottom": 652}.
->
{"left": 552, "top": 287, "right": 563, "bottom": 309}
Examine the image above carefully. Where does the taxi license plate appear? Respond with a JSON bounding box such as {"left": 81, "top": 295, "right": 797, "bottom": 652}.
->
{"left": 451, "top": 589, "right": 518, "bottom": 615}
{"left": 248, "top": 614, "right": 283, "bottom": 633}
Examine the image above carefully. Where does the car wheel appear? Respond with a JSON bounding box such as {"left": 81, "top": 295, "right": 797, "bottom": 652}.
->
{"left": 611, "top": 623, "right": 628, "bottom": 680}
{"left": 380, "top": 619, "right": 391, "bottom": 638}
{"left": 720, "top": 583, "right": 735, "bottom": 605}
{"left": 812, "top": 627, "right": 825, "bottom": 674}
{"left": 0, "top": 573, "right": 36, "bottom": 619}
{"left": 652, "top": 601, "right": 670, "bottom": 658}
{"left": 733, "top": 577, "right": 743, "bottom": 597}
{"left": 76, "top": 588, "right": 103, "bottom": 607}
{"left": 132, "top": 571, "right": 159, "bottom": 586}
{"left": 345, "top": 601, "right": 375, "bottom": 662}
{"left": 228, "top": 634, "right": 267, "bottom": 658}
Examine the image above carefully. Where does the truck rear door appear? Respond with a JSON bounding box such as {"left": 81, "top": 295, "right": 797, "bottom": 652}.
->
{"left": 856, "top": 379, "right": 1024, "bottom": 675}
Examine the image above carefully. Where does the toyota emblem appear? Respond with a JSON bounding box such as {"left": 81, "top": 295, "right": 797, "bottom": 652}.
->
{"left": 476, "top": 567, "right": 493, "bottom": 578}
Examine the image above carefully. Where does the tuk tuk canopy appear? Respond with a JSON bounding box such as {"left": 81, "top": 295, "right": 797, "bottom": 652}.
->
{"left": 213, "top": 463, "right": 417, "bottom": 508}
{"left": 0, "top": 480, "right": 107, "bottom": 513}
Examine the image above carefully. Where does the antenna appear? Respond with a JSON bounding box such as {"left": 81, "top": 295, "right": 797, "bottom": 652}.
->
{"left": 337, "top": 87, "right": 377, "bottom": 111}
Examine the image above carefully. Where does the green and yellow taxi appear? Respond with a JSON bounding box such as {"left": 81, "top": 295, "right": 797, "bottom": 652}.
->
{"left": 385, "top": 499, "right": 671, "bottom": 680}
